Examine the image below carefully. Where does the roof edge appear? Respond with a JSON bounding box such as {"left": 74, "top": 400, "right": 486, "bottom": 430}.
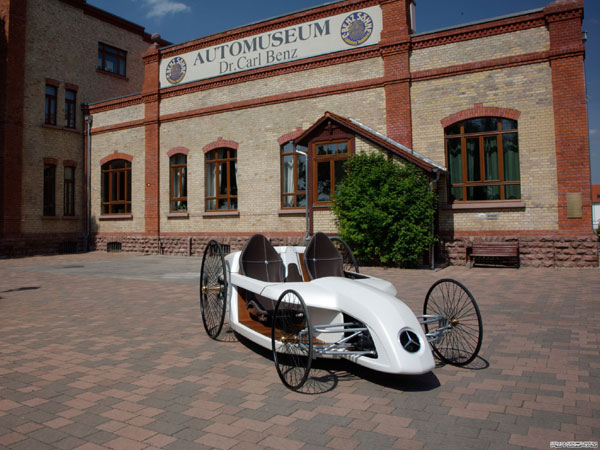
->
{"left": 295, "top": 111, "right": 446, "bottom": 174}
{"left": 411, "top": 8, "right": 544, "bottom": 38}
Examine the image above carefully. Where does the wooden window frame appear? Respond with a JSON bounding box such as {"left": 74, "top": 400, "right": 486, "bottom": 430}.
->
{"left": 45, "top": 85, "right": 57, "bottom": 125}
{"left": 98, "top": 42, "right": 127, "bottom": 77}
{"left": 445, "top": 117, "right": 520, "bottom": 203}
{"left": 43, "top": 164, "right": 56, "bottom": 216}
{"left": 64, "top": 89, "right": 76, "bottom": 129}
{"left": 170, "top": 154, "right": 187, "bottom": 212}
{"left": 101, "top": 160, "right": 131, "bottom": 215}
{"left": 64, "top": 166, "right": 75, "bottom": 216}
{"left": 280, "top": 141, "right": 307, "bottom": 209}
{"left": 312, "top": 139, "right": 350, "bottom": 206}
{"left": 205, "top": 148, "right": 237, "bottom": 212}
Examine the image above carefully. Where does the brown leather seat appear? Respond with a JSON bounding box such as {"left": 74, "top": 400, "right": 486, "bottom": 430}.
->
{"left": 304, "top": 232, "right": 345, "bottom": 280}
{"left": 239, "top": 234, "right": 284, "bottom": 316}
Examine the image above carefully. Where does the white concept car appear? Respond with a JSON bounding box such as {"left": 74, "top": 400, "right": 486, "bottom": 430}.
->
{"left": 199, "top": 233, "right": 483, "bottom": 391}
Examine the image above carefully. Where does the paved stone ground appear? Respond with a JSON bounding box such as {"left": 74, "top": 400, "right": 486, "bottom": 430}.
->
{"left": 0, "top": 252, "right": 598, "bottom": 450}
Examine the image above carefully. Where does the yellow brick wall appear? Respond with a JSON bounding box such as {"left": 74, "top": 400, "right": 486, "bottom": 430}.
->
{"left": 156, "top": 86, "right": 387, "bottom": 235}
{"left": 160, "top": 58, "right": 384, "bottom": 116}
{"left": 90, "top": 128, "right": 146, "bottom": 233}
{"left": 93, "top": 104, "right": 145, "bottom": 129}
{"left": 313, "top": 210, "right": 338, "bottom": 234}
{"left": 355, "top": 135, "right": 382, "bottom": 155}
{"left": 410, "top": 27, "right": 550, "bottom": 72}
{"left": 411, "top": 63, "right": 557, "bottom": 232}
{"left": 21, "top": 0, "right": 151, "bottom": 234}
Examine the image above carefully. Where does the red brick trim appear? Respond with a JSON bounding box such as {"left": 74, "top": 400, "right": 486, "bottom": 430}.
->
{"left": 440, "top": 103, "right": 521, "bottom": 128}
{"left": 45, "top": 78, "right": 60, "bottom": 87}
{"left": 277, "top": 127, "right": 305, "bottom": 145}
{"left": 162, "top": 77, "right": 384, "bottom": 125}
{"left": 412, "top": 12, "right": 545, "bottom": 50}
{"left": 544, "top": 0, "right": 583, "bottom": 19}
{"left": 99, "top": 151, "right": 133, "bottom": 166}
{"left": 141, "top": 46, "right": 161, "bottom": 237}
{"left": 202, "top": 138, "right": 240, "bottom": 154}
{"left": 91, "top": 76, "right": 384, "bottom": 134}
{"left": 43, "top": 157, "right": 58, "bottom": 166}
{"left": 167, "top": 147, "right": 190, "bottom": 157}
{"left": 88, "top": 95, "right": 143, "bottom": 114}
{"left": 64, "top": 83, "right": 79, "bottom": 91}
{"left": 91, "top": 119, "right": 145, "bottom": 135}
{"left": 63, "top": 160, "right": 78, "bottom": 167}
{"left": 160, "top": 0, "right": 380, "bottom": 58}
{"left": 413, "top": 51, "right": 550, "bottom": 83}
{"left": 544, "top": 0, "right": 591, "bottom": 235}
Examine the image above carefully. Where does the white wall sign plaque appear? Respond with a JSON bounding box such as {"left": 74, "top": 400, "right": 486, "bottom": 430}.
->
{"left": 159, "top": 5, "right": 382, "bottom": 88}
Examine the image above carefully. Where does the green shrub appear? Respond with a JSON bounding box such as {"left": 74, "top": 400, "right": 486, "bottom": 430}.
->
{"left": 332, "top": 153, "right": 437, "bottom": 267}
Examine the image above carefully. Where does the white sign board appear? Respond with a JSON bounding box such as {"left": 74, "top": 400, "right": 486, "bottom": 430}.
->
{"left": 160, "top": 5, "right": 382, "bottom": 89}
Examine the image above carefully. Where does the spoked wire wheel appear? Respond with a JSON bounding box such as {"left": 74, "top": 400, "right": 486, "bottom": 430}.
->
{"left": 423, "top": 278, "right": 483, "bottom": 366}
{"left": 271, "top": 290, "right": 313, "bottom": 390}
{"left": 200, "top": 240, "right": 228, "bottom": 339}
{"left": 330, "top": 237, "right": 359, "bottom": 273}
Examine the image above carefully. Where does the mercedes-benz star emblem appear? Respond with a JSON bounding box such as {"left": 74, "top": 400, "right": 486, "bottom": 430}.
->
{"left": 399, "top": 329, "right": 421, "bottom": 353}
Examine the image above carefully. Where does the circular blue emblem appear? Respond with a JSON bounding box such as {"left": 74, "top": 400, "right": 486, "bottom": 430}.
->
{"left": 166, "top": 57, "right": 187, "bottom": 85}
{"left": 341, "top": 12, "right": 374, "bottom": 46}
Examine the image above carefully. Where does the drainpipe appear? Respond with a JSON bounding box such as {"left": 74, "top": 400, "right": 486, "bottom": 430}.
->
{"left": 84, "top": 112, "right": 93, "bottom": 252}
{"left": 295, "top": 147, "right": 309, "bottom": 243}
{"left": 429, "top": 168, "right": 441, "bottom": 270}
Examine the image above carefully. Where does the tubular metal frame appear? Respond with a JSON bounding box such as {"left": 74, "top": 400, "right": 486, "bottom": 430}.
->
{"left": 283, "top": 314, "right": 452, "bottom": 359}
{"left": 416, "top": 314, "right": 451, "bottom": 343}
{"left": 297, "top": 322, "right": 377, "bottom": 357}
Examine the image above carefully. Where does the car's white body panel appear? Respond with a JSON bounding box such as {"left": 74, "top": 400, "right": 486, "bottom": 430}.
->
{"left": 225, "top": 246, "right": 435, "bottom": 375}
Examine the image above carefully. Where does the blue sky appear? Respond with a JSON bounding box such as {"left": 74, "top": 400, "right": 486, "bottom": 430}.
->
{"left": 88, "top": 0, "right": 600, "bottom": 184}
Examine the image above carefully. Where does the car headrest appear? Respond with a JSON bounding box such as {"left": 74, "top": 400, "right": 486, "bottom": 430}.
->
{"left": 239, "top": 234, "right": 284, "bottom": 282}
{"left": 304, "top": 232, "right": 344, "bottom": 280}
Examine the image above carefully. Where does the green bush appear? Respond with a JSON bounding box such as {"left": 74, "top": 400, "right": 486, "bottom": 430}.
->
{"left": 332, "top": 153, "right": 438, "bottom": 267}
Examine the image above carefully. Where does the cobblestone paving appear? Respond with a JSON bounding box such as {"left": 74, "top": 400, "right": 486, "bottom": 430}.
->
{"left": 0, "top": 252, "right": 598, "bottom": 449}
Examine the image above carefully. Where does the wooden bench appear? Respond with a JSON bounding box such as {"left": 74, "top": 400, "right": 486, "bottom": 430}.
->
{"left": 470, "top": 241, "right": 519, "bottom": 268}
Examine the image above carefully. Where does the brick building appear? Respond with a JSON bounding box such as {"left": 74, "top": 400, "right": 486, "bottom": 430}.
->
{"left": 0, "top": 0, "right": 167, "bottom": 255}
{"left": 4, "top": 0, "right": 597, "bottom": 267}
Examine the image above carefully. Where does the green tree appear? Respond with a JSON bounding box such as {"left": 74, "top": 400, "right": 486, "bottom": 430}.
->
{"left": 332, "top": 153, "right": 437, "bottom": 267}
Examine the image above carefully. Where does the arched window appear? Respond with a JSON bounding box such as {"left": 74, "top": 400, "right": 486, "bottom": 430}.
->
{"left": 281, "top": 141, "right": 307, "bottom": 208}
{"left": 445, "top": 117, "right": 520, "bottom": 202}
{"left": 170, "top": 154, "right": 187, "bottom": 212}
{"left": 205, "top": 148, "right": 237, "bottom": 211}
{"left": 101, "top": 159, "right": 131, "bottom": 214}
